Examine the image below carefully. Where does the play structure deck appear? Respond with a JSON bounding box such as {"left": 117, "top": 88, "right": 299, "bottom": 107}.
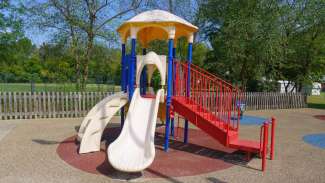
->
{"left": 76, "top": 9, "right": 276, "bottom": 173}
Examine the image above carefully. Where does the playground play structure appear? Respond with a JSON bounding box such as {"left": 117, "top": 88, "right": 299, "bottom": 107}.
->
{"left": 77, "top": 10, "right": 276, "bottom": 172}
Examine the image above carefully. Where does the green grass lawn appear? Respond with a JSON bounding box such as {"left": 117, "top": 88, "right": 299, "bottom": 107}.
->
{"left": 307, "top": 92, "right": 325, "bottom": 109}
{"left": 0, "top": 83, "right": 120, "bottom": 92}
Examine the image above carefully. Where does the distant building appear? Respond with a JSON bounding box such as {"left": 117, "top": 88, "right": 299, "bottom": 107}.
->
{"left": 277, "top": 80, "right": 322, "bottom": 95}
{"left": 302, "top": 82, "right": 322, "bottom": 96}
{"left": 321, "top": 75, "right": 325, "bottom": 91}
{"left": 277, "top": 80, "right": 296, "bottom": 93}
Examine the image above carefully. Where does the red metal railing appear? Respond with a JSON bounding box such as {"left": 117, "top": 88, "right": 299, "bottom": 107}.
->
{"left": 173, "top": 61, "right": 242, "bottom": 131}
{"left": 259, "top": 117, "right": 276, "bottom": 171}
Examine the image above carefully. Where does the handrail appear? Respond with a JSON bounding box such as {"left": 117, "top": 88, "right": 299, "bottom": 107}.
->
{"left": 173, "top": 60, "right": 242, "bottom": 131}
{"left": 189, "top": 62, "right": 238, "bottom": 90}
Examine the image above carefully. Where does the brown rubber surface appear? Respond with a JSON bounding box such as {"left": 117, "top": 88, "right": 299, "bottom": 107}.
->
{"left": 57, "top": 127, "right": 236, "bottom": 178}
{"left": 314, "top": 115, "right": 325, "bottom": 121}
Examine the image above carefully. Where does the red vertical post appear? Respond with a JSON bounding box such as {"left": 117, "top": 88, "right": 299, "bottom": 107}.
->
{"left": 270, "top": 117, "right": 276, "bottom": 160}
{"left": 204, "top": 77, "right": 207, "bottom": 115}
{"left": 215, "top": 84, "right": 218, "bottom": 124}
{"left": 237, "top": 90, "right": 240, "bottom": 130}
{"left": 208, "top": 80, "right": 211, "bottom": 120}
{"left": 262, "top": 122, "right": 269, "bottom": 172}
{"left": 226, "top": 88, "right": 229, "bottom": 123}
{"left": 220, "top": 84, "right": 222, "bottom": 123}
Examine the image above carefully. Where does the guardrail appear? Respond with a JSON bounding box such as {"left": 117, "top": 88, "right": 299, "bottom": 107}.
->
{"left": 173, "top": 61, "right": 241, "bottom": 131}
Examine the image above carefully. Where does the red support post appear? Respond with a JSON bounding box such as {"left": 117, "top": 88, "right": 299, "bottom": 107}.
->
{"left": 262, "top": 122, "right": 269, "bottom": 172}
{"left": 270, "top": 117, "right": 276, "bottom": 160}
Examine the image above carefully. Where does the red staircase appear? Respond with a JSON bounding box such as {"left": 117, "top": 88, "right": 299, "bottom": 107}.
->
{"left": 172, "top": 61, "right": 275, "bottom": 171}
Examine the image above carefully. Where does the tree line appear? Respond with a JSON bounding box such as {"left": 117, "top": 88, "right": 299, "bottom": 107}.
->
{"left": 0, "top": 0, "right": 324, "bottom": 92}
{"left": 197, "top": 0, "right": 324, "bottom": 92}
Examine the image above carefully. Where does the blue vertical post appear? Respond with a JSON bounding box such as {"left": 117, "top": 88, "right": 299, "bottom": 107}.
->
{"left": 184, "top": 42, "right": 193, "bottom": 144}
{"left": 129, "top": 38, "right": 136, "bottom": 100}
{"left": 170, "top": 47, "right": 176, "bottom": 136}
{"left": 140, "top": 48, "right": 147, "bottom": 95}
{"left": 164, "top": 39, "right": 174, "bottom": 152}
{"left": 121, "top": 44, "right": 127, "bottom": 92}
{"left": 120, "top": 43, "right": 126, "bottom": 129}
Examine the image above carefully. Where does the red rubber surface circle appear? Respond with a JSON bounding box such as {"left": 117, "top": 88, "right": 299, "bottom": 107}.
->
{"left": 314, "top": 115, "right": 325, "bottom": 121}
{"left": 57, "top": 127, "right": 236, "bottom": 178}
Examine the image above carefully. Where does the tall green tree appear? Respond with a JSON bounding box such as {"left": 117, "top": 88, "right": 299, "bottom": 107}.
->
{"left": 198, "top": 0, "right": 280, "bottom": 90}
{"left": 24, "top": 0, "right": 143, "bottom": 90}
{"left": 276, "top": 0, "right": 325, "bottom": 92}
{"left": 197, "top": 0, "right": 325, "bottom": 92}
{"left": 0, "top": 0, "right": 39, "bottom": 82}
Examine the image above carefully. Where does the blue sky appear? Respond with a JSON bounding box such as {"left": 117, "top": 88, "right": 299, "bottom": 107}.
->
{"left": 25, "top": 29, "right": 51, "bottom": 46}
{"left": 21, "top": 1, "right": 199, "bottom": 47}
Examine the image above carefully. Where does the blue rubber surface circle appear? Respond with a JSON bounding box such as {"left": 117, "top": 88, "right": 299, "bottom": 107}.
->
{"left": 237, "top": 115, "right": 268, "bottom": 125}
{"left": 303, "top": 133, "right": 325, "bottom": 149}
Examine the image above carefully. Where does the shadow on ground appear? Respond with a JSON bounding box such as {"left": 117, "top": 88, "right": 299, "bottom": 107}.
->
{"left": 95, "top": 127, "right": 258, "bottom": 181}
{"left": 155, "top": 131, "right": 259, "bottom": 171}
{"left": 206, "top": 177, "right": 228, "bottom": 183}
{"left": 38, "top": 124, "right": 259, "bottom": 182}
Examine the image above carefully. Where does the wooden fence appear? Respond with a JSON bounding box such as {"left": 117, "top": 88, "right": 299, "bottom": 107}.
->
{"left": 0, "top": 92, "right": 114, "bottom": 120}
{"left": 0, "top": 91, "right": 307, "bottom": 120}
{"left": 243, "top": 92, "right": 307, "bottom": 110}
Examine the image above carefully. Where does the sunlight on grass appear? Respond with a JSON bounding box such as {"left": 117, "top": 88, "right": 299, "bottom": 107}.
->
{"left": 307, "top": 92, "right": 325, "bottom": 109}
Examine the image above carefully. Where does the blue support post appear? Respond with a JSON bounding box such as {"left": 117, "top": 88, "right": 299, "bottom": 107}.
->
{"left": 164, "top": 39, "right": 174, "bottom": 152}
{"left": 129, "top": 39, "right": 136, "bottom": 100}
{"left": 172, "top": 47, "right": 176, "bottom": 58}
{"left": 184, "top": 43, "right": 193, "bottom": 144}
{"left": 170, "top": 47, "right": 176, "bottom": 137}
{"left": 121, "top": 44, "right": 127, "bottom": 92}
{"left": 120, "top": 43, "right": 126, "bottom": 129}
{"left": 140, "top": 48, "right": 147, "bottom": 95}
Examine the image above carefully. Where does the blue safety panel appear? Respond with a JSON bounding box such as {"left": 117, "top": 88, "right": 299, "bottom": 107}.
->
{"left": 303, "top": 133, "right": 325, "bottom": 149}
{"left": 233, "top": 115, "right": 268, "bottom": 125}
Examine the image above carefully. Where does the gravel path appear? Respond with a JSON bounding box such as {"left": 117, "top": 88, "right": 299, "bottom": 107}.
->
{"left": 0, "top": 108, "right": 324, "bottom": 183}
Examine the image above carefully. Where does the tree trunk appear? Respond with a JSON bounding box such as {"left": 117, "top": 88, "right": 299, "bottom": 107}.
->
{"left": 290, "top": 82, "right": 296, "bottom": 93}
{"left": 239, "top": 59, "right": 248, "bottom": 89}
{"left": 284, "top": 81, "right": 291, "bottom": 93}
{"left": 168, "top": 0, "right": 173, "bottom": 13}
{"left": 81, "top": 33, "right": 94, "bottom": 91}
{"left": 70, "top": 26, "right": 81, "bottom": 91}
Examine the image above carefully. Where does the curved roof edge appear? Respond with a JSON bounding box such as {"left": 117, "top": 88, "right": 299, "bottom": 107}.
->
{"left": 117, "top": 9, "right": 198, "bottom": 43}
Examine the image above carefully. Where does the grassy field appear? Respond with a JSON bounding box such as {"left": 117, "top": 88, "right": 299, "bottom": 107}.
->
{"left": 307, "top": 92, "right": 325, "bottom": 109}
{"left": 0, "top": 83, "right": 120, "bottom": 92}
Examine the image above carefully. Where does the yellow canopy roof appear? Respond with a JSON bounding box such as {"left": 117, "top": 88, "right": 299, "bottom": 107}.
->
{"left": 117, "top": 9, "right": 198, "bottom": 46}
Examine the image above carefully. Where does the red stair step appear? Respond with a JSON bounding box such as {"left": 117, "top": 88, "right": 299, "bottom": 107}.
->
{"left": 229, "top": 139, "right": 260, "bottom": 153}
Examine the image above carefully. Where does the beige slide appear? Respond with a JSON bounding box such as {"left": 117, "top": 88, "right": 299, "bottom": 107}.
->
{"left": 77, "top": 92, "right": 128, "bottom": 154}
{"left": 107, "top": 88, "right": 164, "bottom": 172}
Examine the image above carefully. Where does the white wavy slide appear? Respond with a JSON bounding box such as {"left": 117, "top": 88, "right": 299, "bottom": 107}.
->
{"left": 77, "top": 92, "right": 128, "bottom": 154}
{"left": 108, "top": 88, "right": 164, "bottom": 172}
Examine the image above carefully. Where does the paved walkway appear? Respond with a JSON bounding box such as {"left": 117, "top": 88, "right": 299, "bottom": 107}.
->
{"left": 0, "top": 120, "right": 19, "bottom": 142}
{"left": 0, "top": 108, "right": 324, "bottom": 183}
